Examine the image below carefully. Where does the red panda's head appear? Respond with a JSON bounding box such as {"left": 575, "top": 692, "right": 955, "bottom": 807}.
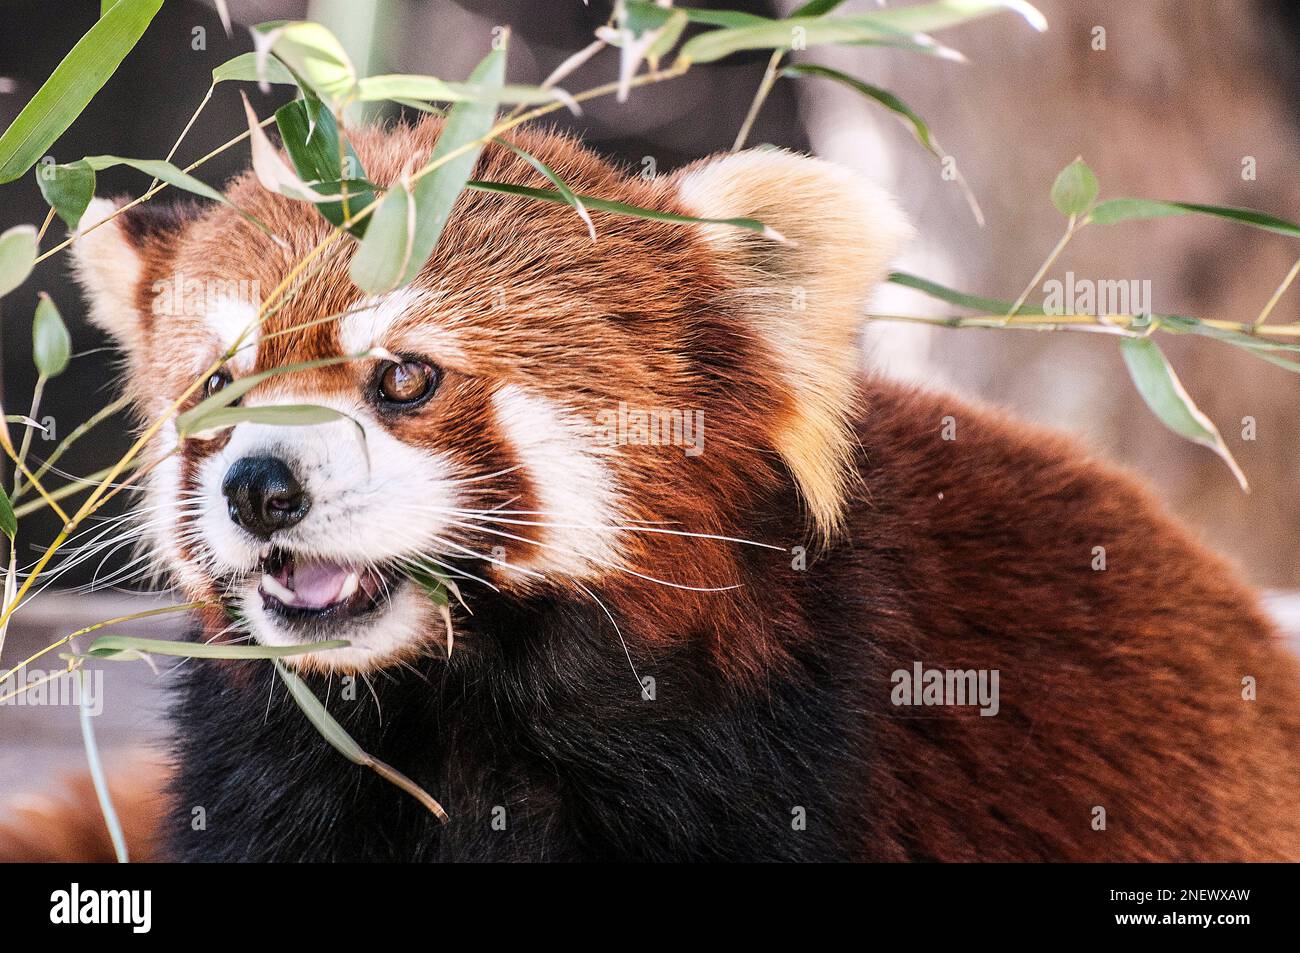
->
{"left": 70, "top": 119, "right": 909, "bottom": 673}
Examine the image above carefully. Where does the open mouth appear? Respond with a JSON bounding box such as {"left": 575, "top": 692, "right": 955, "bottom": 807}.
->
{"left": 256, "top": 548, "right": 400, "bottom": 623}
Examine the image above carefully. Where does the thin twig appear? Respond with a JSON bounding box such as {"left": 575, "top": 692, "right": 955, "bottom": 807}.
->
{"left": 1254, "top": 257, "right": 1300, "bottom": 328}
{"left": 733, "top": 49, "right": 785, "bottom": 152}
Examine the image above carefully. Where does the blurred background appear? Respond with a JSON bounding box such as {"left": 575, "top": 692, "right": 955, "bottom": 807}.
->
{"left": 1, "top": 0, "right": 1298, "bottom": 799}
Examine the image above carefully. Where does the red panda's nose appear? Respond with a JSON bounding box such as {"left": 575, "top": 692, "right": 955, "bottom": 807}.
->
{"left": 222, "top": 456, "right": 311, "bottom": 540}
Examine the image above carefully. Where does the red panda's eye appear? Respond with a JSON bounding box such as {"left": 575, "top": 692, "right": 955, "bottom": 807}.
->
{"left": 205, "top": 369, "right": 233, "bottom": 398}
{"left": 378, "top": 360, "right": 438, "bottom": 406}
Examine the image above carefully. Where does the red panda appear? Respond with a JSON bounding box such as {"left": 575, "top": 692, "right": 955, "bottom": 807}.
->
{"left": 9, "top": 117, "right": 1299, "bottom": 861}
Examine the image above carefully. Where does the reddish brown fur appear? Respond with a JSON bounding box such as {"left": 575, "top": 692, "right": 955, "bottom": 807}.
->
{"left": 849, "top": 382, "right": 1300, "bottom": 859}
{"left": 0, "top": 761, "right": 165, "bottom": 863}
{"left": 5, "top": 118, "right": 1299, "bottom": 861}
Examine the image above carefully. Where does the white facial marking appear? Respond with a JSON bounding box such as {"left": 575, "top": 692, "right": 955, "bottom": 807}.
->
{"left": 192, "top": 389, "right": 462, "bottom": 670}
{"left": 203, "top": 297, "right": 260, "bottom": 373}
{"left": 339, "top": 287, "right": 426, "bottom": 356}
{"left": 491, "top": 384, "right": 622, "bottom": 580}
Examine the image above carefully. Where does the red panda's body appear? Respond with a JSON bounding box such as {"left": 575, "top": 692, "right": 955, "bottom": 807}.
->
{"left": 9, "top": 118, "right": 1297, "bottom": 862}
{"left": 159, "top": 377, "right": 1300, "bottom": 862}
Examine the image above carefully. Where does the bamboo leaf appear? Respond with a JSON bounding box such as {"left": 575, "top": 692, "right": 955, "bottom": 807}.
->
{"left": 0, "top": 0, "right": 164, "bottom": 184}
{"left": 177, "top": 353, "right": 372, "bottom": 435}
{"left": 86, "top": 634, "right": 348, "bottom": 660}
{"left": 182, "top": 404, "right": 353, "bottom": 439}
{"left": 212, "top": 51, "right": 296, "bottom": 87}
{"left": 781, "top": 64, "right": 938, "bottom": 155}
{"left": 350, "top": 46, "right": 505, "bottom": 294}
{"left": 406, "top": 563, "right": 454, "bottom": 657}
{"left": 0, "top": 225, "right": 38, "bottom": 298}
{"left": 466, "top": 180, "right": 783, "bottom": 240}
{"left": 1050, "top": 157, "right": 1098, "bottom": 217}
{"left": 347, "top": 178, "right": 417, "bottom": 294}
{"left": 647, "top": 10, "right": 690, "bottom": 62}
{"left": 273, "top": 659, "right": 368, "bottom": 761}
{"left": 888, "top": 271, "right": 1044, "bottom": 314}
{"left": 78, "top": 668, "right": 128, "bottom": 863}
{"left": 680, "top": 1, "right": 1044, "bottom": 63}
{"left": 791, "top": 0, "right": 849, "bottom": 15}
{"left": 857, "top": 0, "right": 1046, "bottom": 33}
{"left": 43, "top": 154, "right": 276, "bottom": 233}
{"left": 274, "top": 660, "right": 450, "bottom": 822}
{"left": 33, "top": 293, "right": 71, "bottom": 378}
{"left": 1119, "top": 337, "right": 1247, "bottom": 491}
{"left": 496, "top": 139, "right": 595, "bottom": 241}
{"left": 0, "top": 490, "right": 15, "bottom": 542}
{"left": 275, "top": 98, "right": 375, "bottom": 233}
{"left": 1088, "top": 199, "right": 1300, "bottom": 239}
{"left": 36, "top": 158, "right": 96, "bottom": 228}
{"left": 242, "top": 93, "right": 354, "bottom": 204}
{"left": 676, "top": 9, "right": 771, "bottom": 29}
{"left": 253, "top": 21, "right": 356, "bottom": 103}
{"left": 356, "top": 75, "right": 577, "bottom": 111}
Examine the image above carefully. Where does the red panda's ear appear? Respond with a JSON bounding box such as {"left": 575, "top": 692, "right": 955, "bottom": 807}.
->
{"left": 68, "top": 197, "right": 147, "bottom": 349}
{"left": 70, "top": 197, "right": 199, "bottom": 351}
{"left": 673, "top": 149, "right": 912, "bottom": 542}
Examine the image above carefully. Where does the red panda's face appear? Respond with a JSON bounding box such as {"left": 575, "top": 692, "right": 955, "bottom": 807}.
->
{"left": 71, "top": 120, "right": 908, "bottom": 673}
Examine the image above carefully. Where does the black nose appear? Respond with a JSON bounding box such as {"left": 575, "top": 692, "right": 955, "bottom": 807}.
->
{"left": 221, "top": 456, "right": 310, "bottom": 539}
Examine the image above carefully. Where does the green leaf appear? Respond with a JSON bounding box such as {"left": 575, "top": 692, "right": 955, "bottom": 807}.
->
{"left": 273, "top": 659, "right": 368, "bottom": 761}
{"left": 0, "top": 490, "right": 15, "bottom": 542}
{"left": 1050, "top": 157, "right": 1098, "bottom": 217}
{"left": 681, "top": 15, "right": 892, "bottom": 63}
{"left": 176, "top": 354, "right": 369, "bottom": 435}
{"left": 43, "top": 155, "right": 275, "bottom": 234}
{"left": 0, "top": 224, "right": 38, "bottom": 298}
{"left": 181, "top": 404, "right": 353, "bottom": 439}
{"left": 350, "top": 46, "right": 505, "bottom": 294}
{"left": 677, "top": 9, "right": 772, "bottom": 29}
{"left": 212, "top": 51, "right": 296, "bottom": 87}
{"left": 496, "top": 139, "right": 595, "bottom": 240}
{"left": 466, "top": 180, "right": 783, "bottom": 240}
{"left": 888, "top": 271, "right": 1044, "bottom": 315}
{"left": 647, "top": 10, "right": 690, "bottom": 61}
{"left": 356, "top": 75, "right": 576, "bottom": 109}
{"left": 347, "top": 178, "right": 417, "bottom": 294}
{"left": 86, "top": 634, "right": 349, "bottom": 660}
{"left": 1088, "top": 199, "right": 1300, "bottom": 239}
{"left": 32, "top": 292, "right": 71, "bottom": 378}
{"left": 36, "top": 159, "right": 96, "bottom": 229}
{"left": 254, "top": 21, "right": 356, "bottom": 103}
{"left": 622, "top": 0, "right": 676, "bottom": 35}
{"left": 77, "top": 668, "right": 128, "bottom": 863}
{"left": 0, "top": 0, "right": 164, "bottom": 184}
{"left": 273, "top": 660, "right": 450, "bottom": 822}
{"left": 855, "top": 0, "right": 1046, "bottom": 33}
{"left": 275, "top": 99, "right": 374, "bottom": 233}
{"left": 680, "top": 1, "right": 1044, "bottom": 63}
{"left": 782, "top": 64, "right": 937, "bottom": 155}
{"left": 1118, "top": 337, "right": 1247, "bottom": 491}
{"left": 406, "top": 562, "right": 451, "bottom": 607}
{"left": 791, "top": 0, "right": 848, "bottom": 16}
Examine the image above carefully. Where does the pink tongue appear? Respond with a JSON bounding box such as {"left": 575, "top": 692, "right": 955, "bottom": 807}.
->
{"left": 286, "top": 560, "right": 352, "bottom": 609}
